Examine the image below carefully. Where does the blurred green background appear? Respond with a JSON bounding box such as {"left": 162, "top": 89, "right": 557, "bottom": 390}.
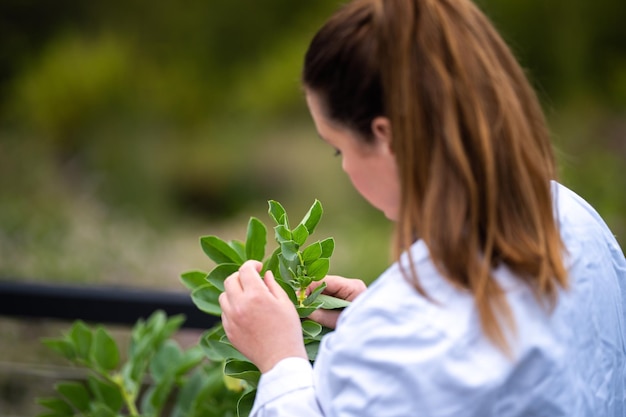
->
{"left": 0, "top": 0, "right": 624, "bottom": 414}
{"left": 0, "top": 0, "right": 624, "bottom": 292}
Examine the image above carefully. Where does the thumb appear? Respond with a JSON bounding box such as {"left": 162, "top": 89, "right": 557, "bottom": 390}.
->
{"left": 263, "top": 270, "right": 288, "bottom": 300}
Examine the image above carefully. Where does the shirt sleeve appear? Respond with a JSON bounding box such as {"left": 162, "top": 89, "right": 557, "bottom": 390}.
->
{"left": 313, "top": 303, "right": 529, "bottom": 417}
{"left": 313, "top": 305, "right": 501, "bottom": 417}
{"left": 250, "top": 357, "right": 324, "bottom": 417}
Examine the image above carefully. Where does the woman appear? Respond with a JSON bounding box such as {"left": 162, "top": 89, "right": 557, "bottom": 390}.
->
{"left": 218, "top": 0, "right": 626, "bottom": 415}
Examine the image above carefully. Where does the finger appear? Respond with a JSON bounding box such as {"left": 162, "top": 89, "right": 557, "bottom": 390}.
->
{"left": 219, "top": 293, "right": 232, "bottom": 332}
{"left": 263, "top": 270, "right": 286, "bottom": 300}
{"left": 319, "top": 275, "right": 346, "bottom": 294}
{"left": 306, "top": 276, "right": 342, "bottom": 298}
{"left": 218, "top": 291, "right": 229, "bottom": 312}
{"left": 308, "top": 309, "right": 341, "bottom": 329}
{"left": 238, "top": 260, "right": 265, "bottom": 290}
{"left": 224, "top": 272, "right": 243, "bottom": 293}
{"left": 306, "top": 279, "right": 326, "bottom": 296}
{"left": 322, "top": 275, "right": 367, "bottom": 301}
{"left": 242, "top": 259, "right": 263, "bottom": 272}
{"left": 220, "top": 312, "right": 231, "bottom": 338}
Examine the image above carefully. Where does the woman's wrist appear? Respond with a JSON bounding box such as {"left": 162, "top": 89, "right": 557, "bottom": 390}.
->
{"left": 259, "top": 347, "right": 308, "bottom": 374}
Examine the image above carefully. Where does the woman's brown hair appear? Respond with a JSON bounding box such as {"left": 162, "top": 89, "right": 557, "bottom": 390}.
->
{"left": 303, "top": 0, "right": 568, "bottom": 351}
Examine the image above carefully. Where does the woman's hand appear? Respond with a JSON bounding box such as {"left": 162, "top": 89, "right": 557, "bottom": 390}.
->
{"left": 219, "top": 260, "right": 307, "bottom": 373}
{"left": 307, "top": 275, "right": 367, "bottom": 329}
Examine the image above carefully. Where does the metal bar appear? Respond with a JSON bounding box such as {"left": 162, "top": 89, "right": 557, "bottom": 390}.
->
{"left": 0, "top": 280, "right": 218, "bottom": 330}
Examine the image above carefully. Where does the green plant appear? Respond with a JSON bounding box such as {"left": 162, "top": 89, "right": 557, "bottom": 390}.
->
{"left": 37, "top": 200, "right": 344, "bottom": 417}
{"left": 181, "top": 199, "right": 349, "bottom": 417}
{"left": 37, "top": 311, "right": 240, "bottom": 417}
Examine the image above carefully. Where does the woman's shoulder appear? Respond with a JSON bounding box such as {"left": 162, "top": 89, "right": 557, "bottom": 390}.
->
{"left": 334, "top": 240, "right": 480, "bottom": 346}
{"left": 316, "top": 244, "right": 573, "bottom": 415}
{"left": 328, "top": 239, "right": 575, "bottom": 368}
{"left": 552, "top": 181, "right": 621, "bottom": 244}
{"left": 552, "top": 181, "right": 625, "bottom": 284}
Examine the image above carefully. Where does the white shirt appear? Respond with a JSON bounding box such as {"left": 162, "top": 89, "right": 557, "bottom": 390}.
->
{"left": 250, "top": 183, "right": 626, "bottom": 417}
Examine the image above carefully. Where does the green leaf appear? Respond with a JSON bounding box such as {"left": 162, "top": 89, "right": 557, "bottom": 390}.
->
{"left": 302, "top": 242, "right": 322, "bottom": 263}
{"left": 296, "top": 305, "right": 320, "bottom": 318}
{"left": 274, "top": 277, "right": 297, "bottom": 304}
{"left": 300, "top": 199, "right": 323, "bottom": 234}
{"left": 37, "top": 397, "right": 74, "bottom": 414}
{"left": 69, "top": 321, "right": 92, "bottom": 362}
{"left": 200, "top": 325, "right": 247, "bottom": 362}
{"left": 180, "top": 270, "right": 209, "bottom": 291}
{"left": 224, "top": 373, "right": 248, "bottom": 392}
{"left": 134, "top": 310, "right": 168, "bottom": 352}
{"left": 207, "top": 263, "right": 239, "bottom": 291}
{"left": 173, "top": 346, "right": 205, "bottom": 377}
{"left": 191, "top": 284, "right": 222, "bottom": 316}
{"left": 87, "top": 376, "right": 124, "bottom": 412}
{"left": 200, "top": 236, "right": 244, "bottom": 265}
{"left": 92, "top": 327, "right": 120, "bottom": 371}
{"left": 317, "top": 294, "right": 351, "bottom": 309}
{"left": 320, "top": 238, "right": 335, "bottom": 258}
{"left": 150, "top": 340, "right": 183, "bottom": 380}
{"left": 307, "top": 258, "right": 330, "bottom": 280}
{"left": 141, "top": 374, "right": 175, "bottom": 416}
{"left": 297, "top": 275, "right": 313, "bottom": 289}
{"left": 120, "top": 363, "right": 140, "bottom": 397}
{"left": 42, "top": 338, "right": 76, "bottom": 362}
{"left": 229, "top": 240, "right": 247, "bottom": 261}
{"left": 128, "top": 311, "right": 179, "bottom": 370}
{"left": 237, "top": 389, "right": 256, "bottom": 417}
{"left": 171, "top": 366, "right": 221, "bottom": 417}
{"left": 89, "top": 403, "right": 118, "bottom": 417}
{"left": 245, "top": 217, "right": 267, "bottom": 261}
{"left": 171, "top": 368, "right": 205, "bottom": 417}
{"left": 146, "top": 310, "right": 167, "bottom": 335}
{"left": 262, "top": 247, "right": 280, "bottom": 277}
{"left": 180, "top": 362, "right": 243, "bottom": 417}
{"left": 224, "top": 359, "right": 261, "bottom": 387}
{"left": 279, "top": 262, "right": 294, "bottom": 283}
{"left": 55, "top": 381, "right": 90, "bottom": 412}
{"left": 291, "top": 223, "right": 309, "bottom": 246}
{"left": 280, "top": 240, "right": 299, "bottom": 262}
{"left": 304, "top": 282, "right": 326, "bottom": 305}
{"left": 305, "top": 340, "right": 321, "bottom": 361}
{"left": 301, "top": 320, "right": 323, "bottom": 338}
{"left": 162, "top": 313, "right": 186, "bottom": 339}
{"left": 130, "top": 318, "right": 146, "bottom": 342}
{"left": 268, "top": 200, "right": 287, "bottom": 226}
{"left": 274, "top": 225, "right": 292, "bottom": 243}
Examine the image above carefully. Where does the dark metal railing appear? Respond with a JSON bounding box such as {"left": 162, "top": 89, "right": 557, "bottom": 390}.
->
{"left": 0, "top": 280, "right": 218, "bottom": 329}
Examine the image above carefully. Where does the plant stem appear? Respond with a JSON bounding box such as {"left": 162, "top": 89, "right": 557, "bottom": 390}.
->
{"left": 295, "top": 251, "right": 310, "bottom": 307}
{"left": 124, "top": 392, "right": 140, "bottom": 417}
{"left": 297, "top": 288, "right": 307, "bottom": 307}
{"left": 105, "top": 373, "right": 140, "bottom": 417}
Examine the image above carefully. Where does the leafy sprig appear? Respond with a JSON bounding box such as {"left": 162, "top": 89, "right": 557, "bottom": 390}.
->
{"left": 181, "top": 199, "right": 349, "bottom": 417}
{"left": 37, "top": 311, "right": 240, "bottom": 417}
{"left": 37, "top": 200, "right": 344, "bottom": 417}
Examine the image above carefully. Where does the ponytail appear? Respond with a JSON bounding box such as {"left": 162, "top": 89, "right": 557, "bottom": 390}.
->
{"left": 303, "top": 0, "right": 568, "bottom": 352}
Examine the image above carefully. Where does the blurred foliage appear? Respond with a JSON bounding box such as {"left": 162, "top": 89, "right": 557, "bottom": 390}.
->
{"left": 39, "top": 311, "right": 242, "bottom": 417}
{"left": 0, "top": 0, "right": 624, "bottom": 290}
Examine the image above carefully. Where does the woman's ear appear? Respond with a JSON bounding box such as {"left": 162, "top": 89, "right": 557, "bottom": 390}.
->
{"left": 371, "top": 116, "right": 393, "bottom": 153}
